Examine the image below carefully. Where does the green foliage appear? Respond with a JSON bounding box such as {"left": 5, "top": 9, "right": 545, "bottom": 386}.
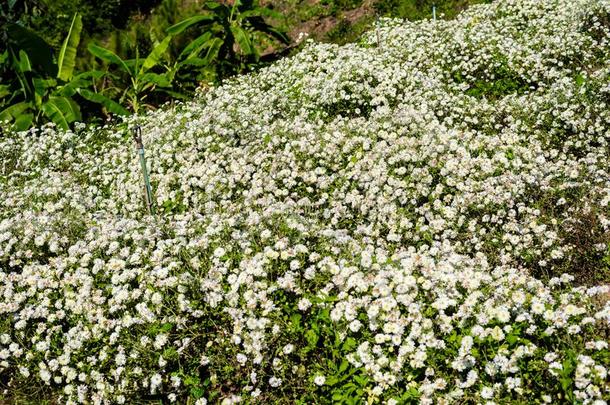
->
{"left": 88, "top": 35, "right": 180, "bottom": 115}
{"left": 12, "top": 0, "right": 161, "bottom": 48}
{"left": 0, "top": 8, "right": 129, "bottom": 131}
{"left": 0, "top": 10, "right": 79, "bottom": 130}
{"left": 167, "top": 0, "right": 290, "bottom": 82}
{"left": 57, "top": 14, "right": 83, "bottom": 82}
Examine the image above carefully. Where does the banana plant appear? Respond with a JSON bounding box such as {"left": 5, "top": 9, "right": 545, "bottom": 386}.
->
{"left": 1, "top": 12, "right": 128, "bottom": 131}
{"left": 167, "top": 0, "right": 289, "bottom": 80}
{"left": 88, "top": 34, "right": 182, "bottom": 115}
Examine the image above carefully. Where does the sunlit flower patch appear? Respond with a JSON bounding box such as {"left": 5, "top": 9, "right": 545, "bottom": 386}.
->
{"left": 1, "top": 0, "right": 609, "bottom": 403}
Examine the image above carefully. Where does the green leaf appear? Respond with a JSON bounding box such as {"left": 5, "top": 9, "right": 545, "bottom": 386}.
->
{"left": 0, "top": 102, "right": 32, "bottom": 121}
{"left": 32, "top": 77, "right": 53, "bottom": 107}
{"left": 290, "top": 313, "right": 302, "bottom": 331}
{"left": 141, "top": 36, "right": 172, "bottom": 74}
{"left": 140, "top": 73, "right": 171, "bottom": 88}
{"left": 41, "top": 97, "right": 81, "bottom": 130}
{"left": 166, "top": 15, "right": 215, "bottom": 35}
{"left": 205, "top": 1, "right": 224, "bottom": 10}
{"left": 160, "top": 322, "right": 173, "bottom": 332}
{"left": 59, "top": 71, "right": 105, "bottom": 97}
{"left": 57, "top": 13, "right": 83, "bottom": 81}
{"left": 17, "top": 50, "right": 32, "bottom": 72}
{"left": 0, "top": 85, "right": 10, "bottom": 100}
{"left": 6, "top": 23, "right": 57, "bottom": 76}
{"left": 230, "top": 25, "right": 254, "bottom": 56}
{"left": 163, "top": 347, "right": 179, "bottom": 360}
{"left": 178, "top": 32, "right": 213, "bottom": 60}
{"left": 88, "top": 44, "right": 131, "bottom": 75}
{"left": 13, "top": 113, "right": 34, "bottom": 131}
{"left": 244, "top": 14, "right": 289, "bottom": 44}
{"left": 305, "top": 329, "right": 319, "bottom": 347}
{"left": 190, "top": 387, "right": 205, "bottom": 399}
{"left": 203, "top": 37, "right": 224, "bottom": 63}
{"left": 78, "top": 89, "right": 130, "bottom": 116}
{"left": 342, "top": 337, "right": 357, "bottom": 352}
{"left": 180, "top": 36, "right": 224, "bottom": 69}
{"left": 180, "top": 57, "right": 210, "bottom": 67}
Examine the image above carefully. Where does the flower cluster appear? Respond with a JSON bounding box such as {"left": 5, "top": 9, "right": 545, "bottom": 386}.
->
{"left": 1, "top": 0, "right": 609, "bottom": 403}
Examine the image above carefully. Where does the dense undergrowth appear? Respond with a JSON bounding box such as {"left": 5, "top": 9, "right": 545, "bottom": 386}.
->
{"left": 1, "top": 0, "right": 610, "bottom": 403}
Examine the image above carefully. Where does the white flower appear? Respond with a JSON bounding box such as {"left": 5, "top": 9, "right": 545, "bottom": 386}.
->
{"left": 314, "top": 375, "right": 326, "bottom": 386}
{"left": 236, "top": 353, "right": 247, "bottom": 365}
{"left": 213, "top": 247, "right": 226, "bottom": 258}
{"left": 268, "top": 377, "right": 282, "bottom": 387}
{"left": 481, "top": 387, "right": 493, "bottom": 399}
{"left": 150, "top": 373, "right": 162, "bottom": 392}
{"left": 39, "top": 369, "right": 51, "bottom": 383}
{"left": 298, "top": 298, "right": 312, "bottom": 311}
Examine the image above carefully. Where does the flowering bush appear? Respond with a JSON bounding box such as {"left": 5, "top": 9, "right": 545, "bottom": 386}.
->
{"left": 1, "top": 0, "right": 610, "bottom": 403}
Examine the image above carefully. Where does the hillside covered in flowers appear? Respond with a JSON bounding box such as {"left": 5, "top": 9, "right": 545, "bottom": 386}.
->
{"left": 1, "top": 0, "right": 610, "bottom": 403}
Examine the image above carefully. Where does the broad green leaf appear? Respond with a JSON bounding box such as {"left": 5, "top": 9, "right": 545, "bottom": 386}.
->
{"left": 141, "top": 36, "right": 172, "bottom": 74}
{"left": 57, "top": 13, "right": 83, "bottom": 81}
{"left": 0, "top": 102, "right": 32, "bottom": 121}
{"left": 0, "top": 85, "right": 10, "bottom": 99}
{"left": 17, "top": 50, "right": 32, "bottom": 72}
{"left": 178, "top": 32, "right": 213, "bottom": 60}
{"left": 205, "top": 1, "right": 223, "bottom": 9}
{"left": 180, "top": 36, "right": 224, "bottom": 68}
{"left": 88, "top": 44, "right": 131, "bottom": 75}
{"left": 166, "top": 15, "right": 215, "bottom": 35}
{"left": 140, "top": 73, "right": 171, "bottom": 87}
{"left": 73, "top": 70, "right": 106, "bottom": 81}
{"left": 203, "top": 37, "right": 224, "bottom": 63}
{"left": 42, "top": 97, "right": 81, "bottom": 130}
{"left": 179, "top": 57, "right": 209, "bottom": 67}
{"left": 58, "top": 71, "right": 104, "bottom": 97}
{"left": 6, "top": 23, "right": 57, "bottom": 76}
{"left": 78, "top": 89, "right": 130, "bottom": 116}
{"left": 32, "top": 77, "right": 49, "bottom": 107}
{"left": 252, "top": 22, "right": 290, "bottom": 45}
{"left": 230, "top": 25, "right": 254, "bottom": 56}
{"left": 41, "top": 100, "right": 69, "bottom": 130}
{"left": 13, "top": 113, "right": 34, "bottom": 131}
{"left": 59, "top": 75, "right": 97, "bottom": 97}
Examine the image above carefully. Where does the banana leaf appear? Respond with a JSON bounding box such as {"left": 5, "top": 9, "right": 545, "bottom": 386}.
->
{"left": 230, "top": 25, "right": 254, "bottom": 57}
{"left": 12, "top": 113, "right": 34, "bottom": 131}
{"left": 6, "top": 23, "right": 57, "bottom": 76}
{"left": 78, "top": 89, "right": 130, "bottom": 116}
{"left": 57, "top": 14, "right": 83, "bottom": 81}
{"left": 141, "top": 36, "right": 172, "bottom": 74}
{"left": 166, "top": 15, "right": 215, "bottom": 35}
{"left": 42, "top": 96, "right": 81, "bottom": 130}
{"left": 88, "top": 44, "right": 131, "bottom": 76}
